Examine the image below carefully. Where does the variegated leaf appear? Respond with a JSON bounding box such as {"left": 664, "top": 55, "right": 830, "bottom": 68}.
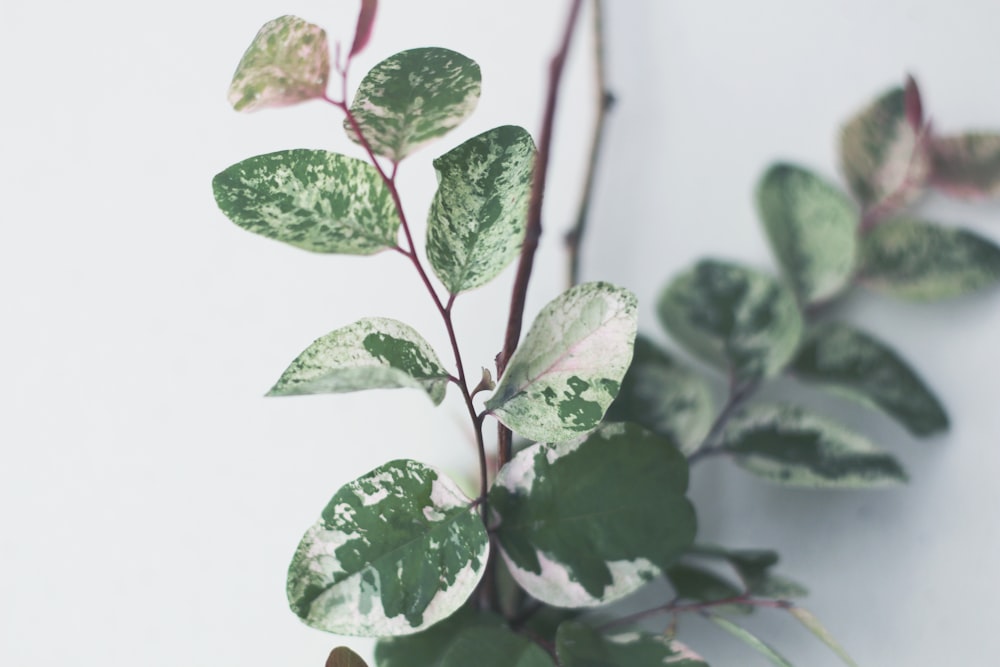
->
{"left": 706, "top": 615, "right": 795, "bottom": 667}
{"left": 375, "top": 608, "right": 505, "bottom": 667}
{"left": 346, "top": 48, "right": 481, "bottom": 161}
{"left": 722, "top": 404, "right": 907, "bottom": 488}
{"left": 228, "top": 15, "right": 330, "bottom": 112}
{"left": 605, "top": 335, "right": 714, "bottom": 455}
{"left": 267, "top": 318, "right": 449, "bottom": 405}
{"left": 657, "top": 260, "right": 804, "bottom": 382}
{"left": 489, "top": 423, "right": 695, "bottom": 608}
{"left": 859, "top": 217, "right": 1000, "bottom": 300}
{"left": 931, "top": 132, "right": 1000, "bottom": 199}
{"left": 287, "top": 460, "right": 488, "bottom": 636}
{"left": 757, "top": 163, "right": 859, "bottom": 304}
{"left": 326, "top": 646, "right": 369, "bottom": 667}
{"left": 555, "top": 622, "right": 709, "bottom": 667}
{"left": 485, "top": 282, "right": 638, "bottom": 442}
{"left": 213, "top": 150, "right": 398, "bottom": 254}
{"left": 427, "top": 125, "right": 536, "bottom": 293}
{"left": 440, "top": 626, "right": 555, "bottom": 667}
{"left": 790, "top": 322, "right": 947, "bottom": 436}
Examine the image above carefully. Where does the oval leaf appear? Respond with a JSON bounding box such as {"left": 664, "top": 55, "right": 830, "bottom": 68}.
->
{"left": 326, "top": 647, "right": 369, "bottom": 667}
{"left": 375, "top": 608, "right": 505, "bottom": 667}
{"left": 346, "top": 48, "right": 481, "bottom": 162}
{"left": 268, "top": 318, "right": 449, "bottom": 405}
{"left": 757, "top": 163, "right": 859, "bottom": 304}
{"left": 287, "top": 460, "right": 489, "bottom": 636}
{"left": 706, "top": 614, "right": 795, "bottom": 667}
{"left": 722, "top": 404, "right": 907, "bottom": 488}
{"left": 790, "top": 322, "right": 948, "bottom": 436}
{"left": 485, "top": 282, "right": 638, "bottom": 442}
{"left": 228, "top": 15, "right": 330, "bottom": 112}
{"left": 490, "top": 423, "right": 696, "bottom": 607}
{"left": 440, "top": 626, "right": 554, "bottom": 667}
{"left": 555, "top": 622, "right": 709, "bottom": 667}
{"left": 931, "top": 132, "right": 1000, "bottom": 199}
{"left": 427, "top": 125, "right": 536, "bottom": 293}
{"left": 859, "top": 217, "right": 1000, "bottom": 300}
{"left": 213, "top": 150, "right": 398, "bottom": 254}
{"left": 657, "top": 260, "right": 804, "bottom": 381}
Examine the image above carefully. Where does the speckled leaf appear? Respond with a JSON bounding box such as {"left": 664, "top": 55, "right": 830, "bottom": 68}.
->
{"left": 605, "top": 336, "right": 714, "bottom": 455}
{"left": 657, "top": 260, "right": 804, "bottom": 382}
{"left": 326, "top": 646, "right": 369, "bottom": 667}
{"left": 840, "top": 82, "right": 930, "bottom": 213}
{"left": 706, "top": 615, "right": 795, "bottom": 667}
{"left": 287, "top": 460, "right": 488, "bottom": 636}
{"left": 931, "top": 133, "right": 1000, "bottom": 199}
{"left": 489, "top": 423, "right": 696, "bottom": 608}
{"left": 555, "top": 622, "right": 709, "bottom": 667}
{"left": 485, "top": 282, "right": 638, "bottom": 442}
{"left": 227, "top": 15, "right": 330, "bottom": 112}
{"left": 666, "top": 564, "right": 750, "bottom": 614}
{"left": 213, "top": 150, "right": 398, "bottom": 254}
{"left": 790, "top": 322, "right": 948, "bottom": 436}
{"left": 346, "top": 48, "right": 481, "bottom": 161}
{"left": 440, "top": 626, "right": 555, "bottom": 667}
{"left": 427, "top": 125, "right": 536, "bottom": 293}
{"left": 757, "top": 163, "right": 859, "bottom": 304}
{"left": 721, "top": 404, "right": 906, "bottom": 488}
{"left": 859, "top": 217, "right": 1000, "bottom": 300}
{"left": 268, "top": 318, "right": 449, "bottom": 405}
{"left": 788, "top": 607, "right": 859, "bottom": 667}
{"left": 375, "top": 608, "right": 505, "bottom": 667}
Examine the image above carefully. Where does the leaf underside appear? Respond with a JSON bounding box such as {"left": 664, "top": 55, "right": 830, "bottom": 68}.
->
{"left": 326, "top": 646, "right": 370, "bottom": 667}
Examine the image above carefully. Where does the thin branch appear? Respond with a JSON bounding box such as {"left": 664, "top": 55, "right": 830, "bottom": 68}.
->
{"left": 687, "top": 379, "right": 758, "bottom": 465}
{"left": 598, "top": 595, "right": 792, "bottom": 633}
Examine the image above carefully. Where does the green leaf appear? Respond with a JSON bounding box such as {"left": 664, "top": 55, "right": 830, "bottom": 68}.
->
{"left": 427, "top": 125, "right": 536, "bottom": 293}
{"left": 688, "top": 546, "right": 807, "bottom": 599}
{"left": 440, "top": 626, "right": 555, "bottom": 667}
{"left": 346, "top": 48, "right": 481, "bottom": 161}
{"left": 788, "top": 607, "right": 859, "bottom": 667}
{"left": 657, "top": 260, "right": 804, "bottom": 382}
{"left": 326, "top": 646, "right": 369, "bottom": 667}
{"left": 605, "top": 336, "right": 714, "bottom": 455}
{"left": 721, "top": 404, "right": 907, "bottom": 487}
{"left": 840, "top": 82, "right": 930, "bottom": 212}
{"left": 665, "top": 564, "right": 749, "bottom": 613}
{"left": 555, "top": 622, "right": 709, "bottom": 667}
{"left": 859, "top": 217, "right": 1000, "bottom": 300}
{"left": 756, "top": 163, "right": 859, "bottom": 304}
{"left": 485, "top": 282, "right": 638, "bottom": 443}
{"left": 213, "top": 150, "right": 398, "bottom": 254}
{"left": 375, "top": 608, "right": 505, "bottom": 667}
{"left": 931, "top": 132, "right": 1000, "bottom": 199}
{"left": 227, "top": 15, "right": 331, "bottom": 112}
{"left": 705, "top": 614, "right": 795, "bottom": 667}
{"left": 490, "top": 423, "right": 696, "bottom": 607}
{"left": 286, "top": 460, "right": 488, "bottom": 636}
{"left": 790, "top": 322, "right": 948, "bottom": 436}
{"left": 267, "top": 318, "right": 449, "bottom": 405}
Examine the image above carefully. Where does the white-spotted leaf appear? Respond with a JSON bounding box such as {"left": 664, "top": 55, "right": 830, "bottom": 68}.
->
{"left": 346, "top": 48, "right": 481, "bottom": 161}
{"left": 931, "top": 132, "right": 1000, "bottom": 199}
{"left": 440, "top": 627, "right": 555, "bottom": 667}
{"left": 375, "top": 608, "right": 505, "bottom": 667}
{"left": 489, "top": 423, "right": 696, "bottom": 608}
{"left": 213, "top": 150, "right": 398, "bottom": 254}
{"left": 706, "top": 614, "right": 795, "bottom": 667}
{"left": 267, "top": 318, "right": 449, "bottom": 404}
{"left": 722, "top": 404, "right": 907, "bottom": 487}
{"left": 555, "top": 622, "right": 709, "bottom": 667}
{"left": 485, "top": 282, "right": 638, "bottom": 443}
{"left": 427, "top": 125, "right": 536, "bottom": 293}
{"left": 287, "top": 460, "right": 488, "bottom": 636}
{"left": 757, "top": 163, "right": 859, "bottom": 304}
{"left": 228, "top": 15, "right": 330, "bottom": 112}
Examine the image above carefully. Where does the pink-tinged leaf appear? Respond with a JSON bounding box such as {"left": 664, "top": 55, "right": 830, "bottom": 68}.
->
{"left": 930, "top": 132, "right": 1000, "bottom": 199}
{"left": 349, "top": 0, "right": 378, "bottom": 58}
{"left": 904, "top": 75, "right": 923, "bottom": 130}
{"left": 228, "top": 15, "right": 330, "bottom": 112}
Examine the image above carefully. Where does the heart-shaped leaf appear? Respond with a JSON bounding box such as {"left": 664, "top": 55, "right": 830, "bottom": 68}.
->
{"left": 375, "top": 608, "right": 505, "bottom": 667}
{"left": 931, "top": 132, "right": 1000, "bottom": 199}
{"left": 555, "top": 622, "right": 709, "bottom": 667}
{"left": 440, "top": 626, "right": 555, "bottom": 667}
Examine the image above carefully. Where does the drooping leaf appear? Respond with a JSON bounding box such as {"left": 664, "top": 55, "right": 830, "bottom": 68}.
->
{"left": 788, "top": 607, "right": 859, "bottom": 667}
{"left": 665, "top": 563, "right": 749, "bottom": 613}
{"left": 213, "top": 150, "right": 398, "bottom": 254}
{"left": 326, "top": 646, "right": 369, "bottom": 667}
{"left": 228, "top": 15, "right": 330, "bottom": 112}
{"left": 374, "top": 608, "right": 505, "bottom": 667}
{"left": 490, "top": 423, "right": 696, "bottom": 607}
{"left": 485, "top": 282, "right": 638, "bottom": 443}
{"left": 705, "top": 614, "right": 795, "bottom": 667}
{"left": 605, "top": 336, "right": 714, "bottom": 455}
{"left": 931, "top": 132, "right": 1000, "bottom": 199}
{"left": 840, "top": 82, "right": 930, "bottom": 213}
{"left": 267, "top": 318, "right": 449, "bottom": 405}
{"left": 721, "top": 404, "right": 907, "bottom": 487}
{"left": 555, "top": 622, "right": 709, "bottom": 667}
{"left": 346, "top": 48, "right": 481, "bottom": 161}
{"left": 756, "top": 163, "right": 859, "bottom": 304}
{"left": 859, "top": 217, "right": 1000, "bottom": 300}
{"left": 657, "top": 260, "right": 804, "bottom": 382}
{"left": 790, "top": 322, "right": 948, "bottom": 436}
{"left": 440, "top": 626, "right": 555, "bottom": 667}
{"left": 688, "top": 545, "right": 807, "bottom": 599}
{"left": 427, "top": 125, "right": 536, "bottom": 293}
{"left": 287, "top": 460, "right": 488, "bottom": 636}
{"left": 349, "top": 0, "right": 378, "bottom": 58}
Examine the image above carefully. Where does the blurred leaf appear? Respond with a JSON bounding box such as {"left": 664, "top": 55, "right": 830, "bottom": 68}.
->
{"left": 788, "top": 607, "right": 859, "bottom": 667}
{"left": 931, "top": 132, "right": 1000, "bottom": 199}
{"left": 375, "top": 608, "right": 504, "bottom": 667}
{"left": 556, "top": 622, "right": 709, "bottom": 667}
{"left": 706, "top": 614, "right": 795, "bottom": 667}
{"left": 326, "top": 647, "right": 369, "bottom": 667}
{"left": 665, "top": 563, "right": 750, "bottom": 614}
{"left": 440, "top": 626, "right": 554, "bottom": 667}
{"left": 687, "top": 545, "right": 807, "bottom": 599}
{"left": 349, "top": 0, "right": 378, "bottom": 58}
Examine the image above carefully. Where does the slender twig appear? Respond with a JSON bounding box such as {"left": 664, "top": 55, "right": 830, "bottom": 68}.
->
{"left": 687, "top": 379, "right": 758, "bottom": 465}
{"left": 598, "top": 595, "right": 792, "bottom": 633}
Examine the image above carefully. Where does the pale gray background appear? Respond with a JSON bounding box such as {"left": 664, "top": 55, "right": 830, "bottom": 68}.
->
{"left": 3, "top": 1, "right": 999, "bottom": 665}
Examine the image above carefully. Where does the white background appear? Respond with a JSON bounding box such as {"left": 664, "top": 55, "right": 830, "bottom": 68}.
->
{"left": 3, "top": 1, "right": 1000, "bottom": 665}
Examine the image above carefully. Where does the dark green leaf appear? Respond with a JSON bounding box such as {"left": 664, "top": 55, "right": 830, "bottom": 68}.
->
{"left": 790, "top": 322, "right": 948, "bottom": 435}
{"left": 326, "top": 646, "right": 369, "bottom": 667}
{"left": 287, "top": 460, "right": 488, "bottom": 636}
{"left": 440, "top": 626, "right": 554, "bottom": 667}
{"left": 788, "top": 607, "right": 859, "bottom": 667}
{"left": 705, "top": 614, "right": 795, "bottom": 667}
{"left": 665, "top": 564, "right": 749, "bottom": 613}
{"left": 555, "top": 622, "right": 709, "bottom": 667}
{"left": 688, "top": 546, "right": 807, "bottom": 599}
{"left": 213, "top": 150, "right": 397, "bottom": 254}
{"left": 490, "top": 423, "right": 695, "bottom": 607}
{"left": 931, "top": 132, "right": 1000, "bottom": 199}
{"left": 374, "top": 608, "right": 505, "bottom": 667}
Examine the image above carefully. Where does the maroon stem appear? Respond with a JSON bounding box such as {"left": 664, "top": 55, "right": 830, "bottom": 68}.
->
{"left": 598, "top": 595, "right": 793, "bottom": 632}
